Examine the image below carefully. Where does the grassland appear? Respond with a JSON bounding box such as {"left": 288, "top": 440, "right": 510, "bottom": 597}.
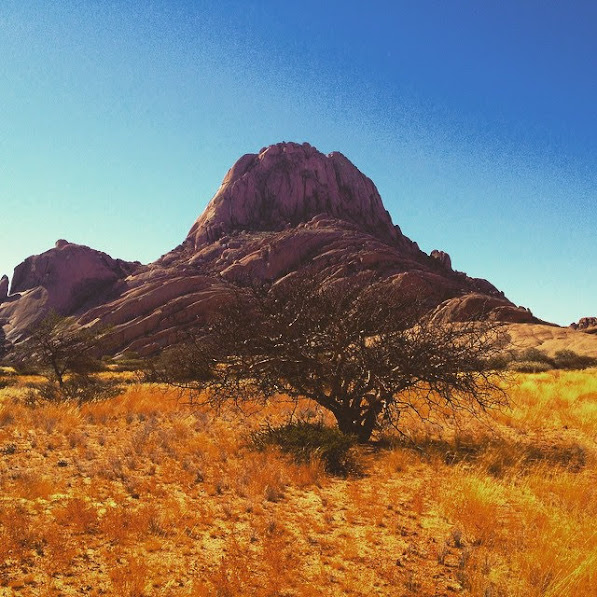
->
{"left": 0, "top": 369, "right": 596, "bottom": 596}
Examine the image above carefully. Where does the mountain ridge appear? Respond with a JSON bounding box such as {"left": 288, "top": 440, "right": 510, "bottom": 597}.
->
{"left": 1, "top": 142, "right": 540, "bottom": 355}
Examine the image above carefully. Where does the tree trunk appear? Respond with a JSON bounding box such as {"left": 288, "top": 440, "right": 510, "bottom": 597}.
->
{"left": 332, "top": 397, "right": 384, "bottom": 443}
{"left": 334, "top": 408, "right": 376, "bottom": 443}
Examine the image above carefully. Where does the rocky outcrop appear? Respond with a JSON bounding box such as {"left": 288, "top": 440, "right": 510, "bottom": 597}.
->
{"left": 0, "top": 276, "right": 8, "bottom": 302}
{"left": 507, "top": 322, "right": 597, "bottom": 358}
{"left": 10, "top": 239, "right": 139, "bottom": 303}
{"left": 1, "top": 142, "right": 541, "bottom": 355}
{"left": 185, "top": 142, "right": 416, "bottom": 252}
{"left": 0, "top": 241, "right": 140, "bottom": 343}
{"left": 570, "top": 317, "right": 597, "bottom": 334}
{"left": 431, "top": 293, "right": 535, "bottom": 324}
{"left": 430, "top": 250, "right": 452, "bottom": 270}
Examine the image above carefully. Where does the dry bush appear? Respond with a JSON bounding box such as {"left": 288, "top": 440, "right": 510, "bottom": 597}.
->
{"left": 27, "top": 401, "right": 83, "bottom": 434}
{"left": 100, "top": 507, "right": 146, "bottom": 546}
{"left": 41, "top": 522, "right": 79, "bottom": 578}
{"left": 0, "top": 403, "right": 17, "bottom": 428}
{"left": 53, "top": 498, "right": 99, "bottom": 534}
{"left": 109, "top": 556, "right": 149, "bottom": 597}
{"left": 202, "top": 534, "right": 254, "bottom": 596}
{"left": 10, "top": 473, "right": 57, "bottom": 500}
{"left": 0, "top": 504, "right": 47, "bottom": 561}
{"left": 232, "top": 448, "right": 287, "bottom": 502}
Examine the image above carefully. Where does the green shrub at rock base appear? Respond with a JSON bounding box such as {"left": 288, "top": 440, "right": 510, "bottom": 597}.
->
{"left": 553, "top": 349, "right": 596, "bottom": 370}
{"left": 251, "top": 421, "right": 360, "bottom": 476}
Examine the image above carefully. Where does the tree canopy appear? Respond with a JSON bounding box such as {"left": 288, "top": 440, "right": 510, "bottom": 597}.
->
{"left": 14, "top": 312, "right": 118, "bottom": 404}
{"left": 160, "top": 274, "right": 508, "bottom": 442}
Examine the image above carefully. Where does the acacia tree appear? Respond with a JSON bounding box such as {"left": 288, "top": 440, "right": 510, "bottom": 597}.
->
{"left": 161, "top": 274, "right": 508, "bottom": 442}
{"left": 15, "top": 312, "right": 117, "bottom": 404}
{"left": 21, "top": 312, "right": 100, "bottom": 385}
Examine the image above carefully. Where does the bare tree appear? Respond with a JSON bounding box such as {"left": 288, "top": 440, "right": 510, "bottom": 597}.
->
{"left": 160, "top": 274, "right": 508, "bottom": 442}
{"left": 15, "top": 312, "right": 118, "bottom": 404}
{"left": 20, "top": 312, "right": 100, "bottom": 386}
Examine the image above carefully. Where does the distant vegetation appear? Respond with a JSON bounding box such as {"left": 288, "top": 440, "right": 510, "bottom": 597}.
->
{"left": 8, "top": 313, "right": 121, "bottom": 406}
{"left": 500, "top": 347, "right": 597, "bottom": 373}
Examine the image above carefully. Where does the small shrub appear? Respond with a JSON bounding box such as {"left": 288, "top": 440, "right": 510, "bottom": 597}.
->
{"left": 553, "top": 350, "right": 596, "bottom": 370}
{"left": 0, "top": 376, "right": 15, "bottom": 389}
{"left": 0, "top": 405, "right": 16, "bottom": 427}
{"left": 109, "top": 557, "right": 148, "bottom": 597}
{"left": 53, "top": 498, "right": 98, "bottom": 534}
{"left": 109, "top": 358, "right": 147, "bottom": 372}
{"left": 507, "top": 348, "right": 554, "bottom": 372}
{"left": 508, "top": 361, "right": 553, "bottom": 373}
{"left": 518, "top": 348, "right": 553, "bottom": 365}
{"left": 11, "top": 361, "right": 41, "bottom": 376}
{"left": 508, "top": 347, "right": 596, "bottom": 372}
{"left": 28, "top": 376, "right": 121, "bottom": 406}
{"left": 486, "top": 353, "right": 513, "bottom": 370}
{"left": 251, "top": 421, "right": 360, "bottom": 476}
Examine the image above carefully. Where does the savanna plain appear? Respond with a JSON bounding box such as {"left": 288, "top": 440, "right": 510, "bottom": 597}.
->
{"left": 0, "top": 368, "right": 595, "bottom": 597}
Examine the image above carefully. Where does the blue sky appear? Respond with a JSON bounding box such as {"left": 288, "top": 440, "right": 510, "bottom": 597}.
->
{"left": 1, "top": 1, "right": 595, "bottom": 325}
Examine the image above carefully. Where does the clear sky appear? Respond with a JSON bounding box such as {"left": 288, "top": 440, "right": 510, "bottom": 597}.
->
{"left": 1, "top": 1, "right": 595, "bottom": 325}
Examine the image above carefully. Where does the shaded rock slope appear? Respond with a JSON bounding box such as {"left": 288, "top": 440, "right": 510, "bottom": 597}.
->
{"left": 1, "top": 142, "right": 538, "bottom": 355}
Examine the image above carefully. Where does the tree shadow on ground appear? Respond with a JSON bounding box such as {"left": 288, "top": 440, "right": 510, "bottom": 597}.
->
{"left": 375, "top": 433, "right": 587, "bottom": 476}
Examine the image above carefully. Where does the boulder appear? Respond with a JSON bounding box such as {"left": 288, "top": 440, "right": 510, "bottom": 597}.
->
{"left": 431, "top": 293, "right": 536, "bottom": 324}
{"left": 0, "top": 242, "right": 139, "bottom": 343}
{"left": 430, "top": 250, "right": 452, "bottom": 270}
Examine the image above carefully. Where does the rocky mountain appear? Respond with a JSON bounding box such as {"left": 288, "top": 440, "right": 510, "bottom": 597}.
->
{"left": 0, "top": 142, "right": 539, "bottom": 356}
{"left": 0, "top": 241, "right": 140, "bottom": 345}
{"left": 570, "top": 317, "right": 597, "bottom": 334}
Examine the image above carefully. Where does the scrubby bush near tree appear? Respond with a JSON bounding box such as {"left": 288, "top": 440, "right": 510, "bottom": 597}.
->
{"left": 553, "top": 349, "right": 596, "bottom": 370}
{"left": 503, "top": 347, "right": 596, "bottom": 372}
{"left": 251, "top": 421, "right": 360, "bottom": 476}
{"left": 508, "top": 360, "right": 554, "bottom": 373}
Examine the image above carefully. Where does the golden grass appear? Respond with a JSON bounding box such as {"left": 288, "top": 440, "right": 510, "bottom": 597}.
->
{"left": 0, "top": 370, "right": 595, "bottom": 595}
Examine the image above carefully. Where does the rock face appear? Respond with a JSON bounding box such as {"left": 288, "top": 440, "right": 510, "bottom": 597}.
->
{"left": 1, "top": 142, "right": 539, "bottom": 354}
{"left": 186, "top": 142, "right": 413, "bottom": 250}
{"left": 570, "top": 317, "right": 597, "bottom": 334}
{"left": 431, "top": 293, "right": 535, "bottom": 324}
{"left": 0, "top": 276, "right": 8, "bottom": 302}
{"left": 0, "top": 241, "right": 139, "bottom": 343}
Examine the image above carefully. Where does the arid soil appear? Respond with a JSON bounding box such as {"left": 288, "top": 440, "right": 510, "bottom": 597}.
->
{"left": 0, "top": 370, "right": 596, "bottom": 596}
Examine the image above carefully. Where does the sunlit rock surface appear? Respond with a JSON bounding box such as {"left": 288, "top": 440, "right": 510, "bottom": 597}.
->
{"left": 1, "top": 142, "right": 539, "bottom": 355}
{"left": 570, "top": 317, "right": 597, "bottom": 334}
